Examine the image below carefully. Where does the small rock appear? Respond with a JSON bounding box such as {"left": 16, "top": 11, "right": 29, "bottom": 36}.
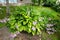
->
{"left": 10, "top": 33, "right": 17, "bottom": 38}
{"left": 46, "top": 27, "right": 52, "bottom": 30}
{"left": 3, "top": 19, "right": 6, "bottom": 23}
{"left": 47, "top": 31, "right": 54, "bottom": 34}
{"left": 15, "top": 31, "right": 20, "bottom": 35}
{"left": 46, "top": 24, "right": 54, "bottom": 27}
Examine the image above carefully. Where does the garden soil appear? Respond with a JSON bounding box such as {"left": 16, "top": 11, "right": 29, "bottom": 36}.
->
{"left": 0, "top": 27, "right": 41, "bottom": 40}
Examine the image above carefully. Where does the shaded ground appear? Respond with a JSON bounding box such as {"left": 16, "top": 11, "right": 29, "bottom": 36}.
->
{"left": 0, "top": 27, "right": 41, "bottom": 40}
{"left": 41, "top": 31, "right": 59, "bottom": 40}
{"left": 0, "top": 6, "right": 60, "bottom": 40}
{"left": 15, "top": 32, "right": 41, "bottom": 40}
{"left": 0, "top": 26, "right": 60, "bottom": 40}
{"left": 0, "top": 27, "right": 10, "bottom": 40}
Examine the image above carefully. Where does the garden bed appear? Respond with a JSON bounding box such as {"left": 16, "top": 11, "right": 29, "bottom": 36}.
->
{"left": 0, "top": 6, "right": 60, "bottom": 40}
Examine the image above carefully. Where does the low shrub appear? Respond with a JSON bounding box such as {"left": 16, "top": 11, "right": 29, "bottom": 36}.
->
{"left": 7, "top": 5, "right": 60, "bottom": 35}
{"left": 53, "top": 0, "right": 60, "bottom": 12}
{"left": 31, "top": 0, "right": 60, "bottom": 12}
{"left": 42, "top": 0, "right": 60, "bottom": 12}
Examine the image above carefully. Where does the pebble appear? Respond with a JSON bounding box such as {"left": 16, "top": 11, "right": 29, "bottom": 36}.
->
{"left": 46, "top": 27, "right": 52, "bottom": 30}
{"left": 47, "top": 31, "right": 54, "bottom": 34}
{"left": 0, "top": 17, "right": 9, "bottom": 23}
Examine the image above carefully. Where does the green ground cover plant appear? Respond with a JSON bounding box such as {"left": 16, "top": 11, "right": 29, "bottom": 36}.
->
{"left": 0, "top": 6, "right": 6, "bottom": 19}
{"left": 0, "top": 0, "right": 60, "bottom": 40}
{"left": 0, "top": 22, "right": 6, "bottom": 28}
{"left": 0, "top": 6, "right": 6, "bottom": 28}
{"left": 31, "top": 0, "right": 60, "bottom": 12}
{"left": 41, "top": 31, "right": 59, "bottom": 40}
{"left": 7, "top": 5, "right": 60, "bottom": 35}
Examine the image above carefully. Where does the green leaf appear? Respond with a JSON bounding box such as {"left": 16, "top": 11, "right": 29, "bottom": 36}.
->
{"left": 18, "top": 26, "right": 24, "bottom": 32}
{"left": 9, "top": 20, "right": 16, "bottom": 25}
{"left": 32, "top": 31, "right": 36, "bottom": 35}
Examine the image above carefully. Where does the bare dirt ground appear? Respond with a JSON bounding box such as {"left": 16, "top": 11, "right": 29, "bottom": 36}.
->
{"left": 15, "top": 32, "right": 41, "bottom": 40}
{"left": 0, "top": 27, "right": 41, "bottom": 40}
{"left": 0, "top": 26, "right": 59, "bottom": 40}
{"left": 0, "top": 27, "right": 10, "bottom": 40}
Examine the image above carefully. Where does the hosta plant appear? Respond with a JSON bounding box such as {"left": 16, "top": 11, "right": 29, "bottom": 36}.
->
{"left": 7, "top": 5, "right": 60, "bottom": 35}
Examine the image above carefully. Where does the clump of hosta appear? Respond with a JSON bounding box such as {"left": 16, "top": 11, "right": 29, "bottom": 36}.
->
{"left": 7, "top": 6, "right": 60, "bottom": 35}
